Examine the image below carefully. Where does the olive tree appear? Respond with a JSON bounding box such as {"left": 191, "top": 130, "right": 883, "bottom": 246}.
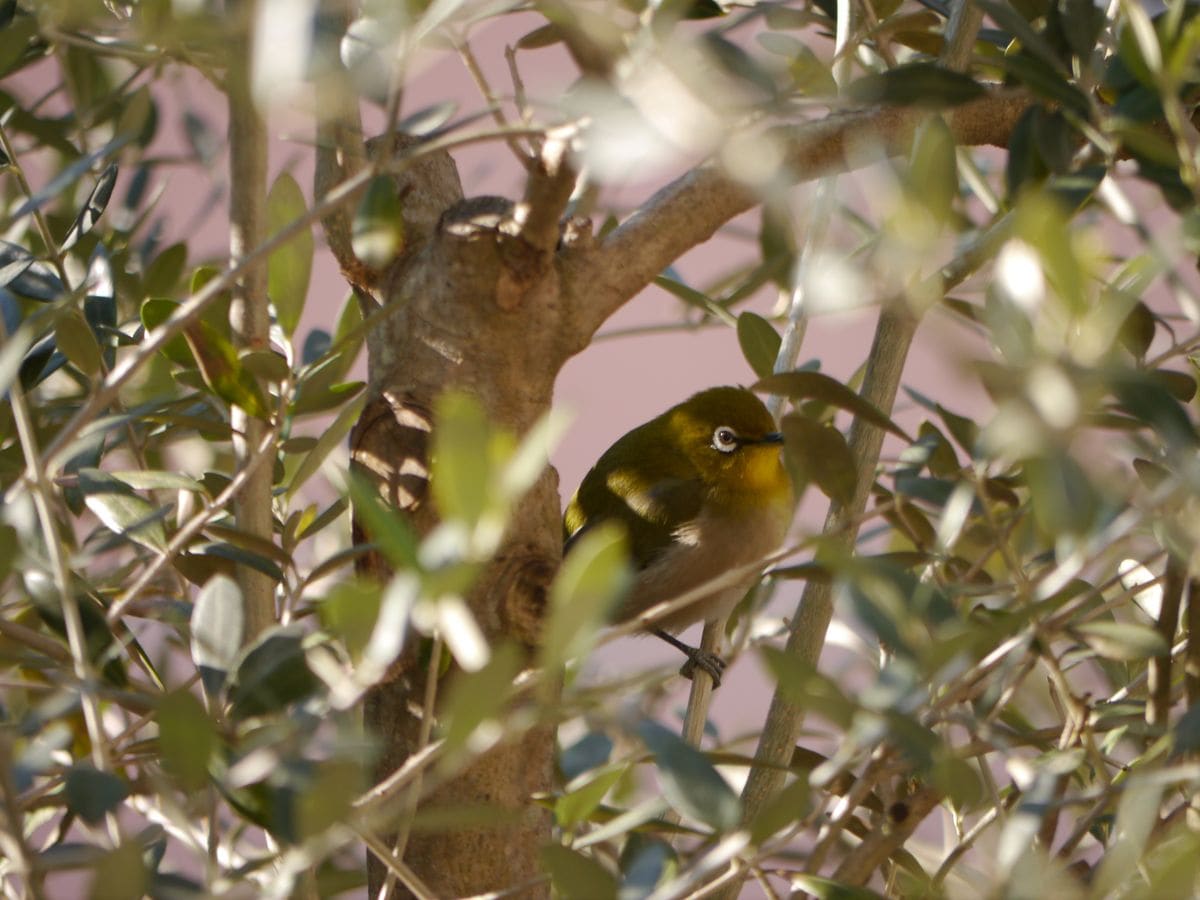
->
{"left": 3, "top": 0, "right": 1200, "bottom": 898}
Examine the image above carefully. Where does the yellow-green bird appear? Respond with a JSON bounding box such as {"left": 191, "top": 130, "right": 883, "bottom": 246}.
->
{"left": 564, "top": 386, "right": 794, "bottom": 685}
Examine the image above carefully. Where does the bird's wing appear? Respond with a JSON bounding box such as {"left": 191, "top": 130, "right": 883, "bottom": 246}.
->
{"left": 565, "top": 470, "right": 706, "bottom": 570}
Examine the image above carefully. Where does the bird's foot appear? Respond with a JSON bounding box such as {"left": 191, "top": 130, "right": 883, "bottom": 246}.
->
{"left": 678, "top": 648, "right": 726, "bottom": 687}
{"left": 653, "top": 629, "right": 727, "bottom": 688}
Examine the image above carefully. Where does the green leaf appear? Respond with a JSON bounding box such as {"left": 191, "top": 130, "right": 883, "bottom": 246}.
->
{"left": 441, "top": 642, "right": 523, "bottom": 755}
{"left": 1093, "top": 778, "right": 1163, "bottom": 896}
{"left": 737, "top": 311, "right": 782, "bottom": 379}
{"left": 0, "top": 240, "right": 34, "bottom": 288}
{"left": 782, "top": 414, "right": 857, "bottom": 505}
{"left": 266, "top": 172, "right": 313, "bottom": 335}
{"left": 653, "top": 273, "right": 735, "bottom": 323}
{"left": 318, "top": 579, "right": 382, "bottom": 662}
{"left": 183, "top": 319, "right": 271, "bottom": 419}
{"left": 789, "top": 876, "right": 887, "bottom": 900}
{"left": 55, "top": 310, "right": 102, "bottom": 376}
{"left": 88, "top": 841, "right": 147, "bottom": 900}
{"left": 1153, "top": 369, "right": 1197, "bottom": 403}
{"left": 619, "top": 835, "right": 674, "bottom": 898}
{"left": 556, "top": 765, "right": 629, "bottom": 829}
{"left": 139, "top": 298, "right": 193, "bottom": 366}
{"left": 226, "top": 625, "right": 320, "bottom": 720}
{"left": 61, "top": 162, "right": 117, "bottom": 252}
{"left": 1023, "top": 452, "right": 1097, "bottom": 536}
{"left": 287, "top": 392, "right": 367, "bottom": 497}
{"left": 974, "top": 0, "right": 1067, "bottom": 72}
{"left": 1120, "top": 301, "right": 1156, "bottom": 358}
{"left": 143, "top": 243, "right": 187, "bottom": 297}
{"left": 81, "top": 472, "right": 168, "bottom": 553}
{"left": 1076, "top": 621, "right": 1168, "bottom": 660}
{"left": 501, "top": 409, "right": 572, "bottom": 501}
{"left": 539, "top": 844, "right": 618, "bottom": 900}
{"left": 352, "top": 175, "right": 405, "bottom": 269}
{"left": 908, "top": 115, "right": 958, "bottom": 223}
{"left": 157, "top": 689, "right": 216, "bottom": 790}
{"left": 1110, "top": 370, "right": 1198, "bottom": 452}
{"left": 516, "top": 23, "right": 564, "bottom": 49}
{"left": 1172, "top": 703, "right": 1200, "bottom": 756}
{"left": 539, "top": 523, "right": 630, "bottom": 679}
{"left": 191, "top": 574, "right": 244, "bottom": 694}
{"left": 997, "top": 53, "right": 1091, "bottom": 118}
{"left": 65, "top": 766, "right": 129, "bottom": 824}
{"left": 635, "top": 719, "right": 740, "bottom": 831}
{"left": 108, "top": 470, "right": 206, "bottom": 493}
{"left": 846, "top": 63, "right": 984, "bottom": 108}
{"left": 755, "top": 371, "right": 910, "bottom": 439}
{"left": 239, "top": 349, "right": 290, "bottom": 383}
{"left": 346, "top": 472, "right": 420, "bottom": 570}
{"left": 431, "top": 391, "right": 492, "bottom": 524}
{"left": 296, "top": 759, "right": 364, "bottom": 841}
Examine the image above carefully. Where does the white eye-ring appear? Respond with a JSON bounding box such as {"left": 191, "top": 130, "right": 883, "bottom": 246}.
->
{"left": 712, "top": 426, "right": 739, "bottom": 453}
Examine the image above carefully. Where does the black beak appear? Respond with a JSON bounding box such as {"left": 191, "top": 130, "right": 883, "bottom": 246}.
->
{"left": 753, "top": 432, "right": 784, "bottom": 445}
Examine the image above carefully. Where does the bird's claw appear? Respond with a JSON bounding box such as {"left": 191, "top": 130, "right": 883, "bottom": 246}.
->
{"left": 679, "top": 648, "right": 726, "bottom": 688}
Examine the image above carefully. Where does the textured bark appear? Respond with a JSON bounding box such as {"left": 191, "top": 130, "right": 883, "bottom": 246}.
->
{"left": 346, "top": 136, "right": 585, "bottom": 895}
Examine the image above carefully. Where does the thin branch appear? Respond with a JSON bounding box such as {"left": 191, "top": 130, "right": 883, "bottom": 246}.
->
{"left": 106, "top": 421, "right": 283, "bottom": 622}
{"left": 735, "top": 301, "right": 919, "bottom": 851}
{"left": 355, "top": 825, "right": 440, "bottom": 900}
{"left": 456, "top": 36, "right": 534, "bottom": 170}
{"left": 832, "top": 785, "right": 943, "bottom": 885}
{"left": 574, "top": 89, "right": 1031, "bottom": 337}
{"left": 227, "top": 3, "right": 275, "bottom": 640}
{"left": 1186, "top": 578, "right": 1200, "bottom": 710}
{"left": 1148, "top": 557, "right": 1185, "bottom": 729}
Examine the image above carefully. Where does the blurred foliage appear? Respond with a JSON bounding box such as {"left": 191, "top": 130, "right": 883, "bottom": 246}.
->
{"left": 3, "top": 0, "right": 1200, "bottom": 897}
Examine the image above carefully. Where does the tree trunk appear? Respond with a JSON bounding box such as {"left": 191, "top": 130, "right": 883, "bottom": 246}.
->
{"left": 345, "top": 137, "right": 585, "bottom": 896}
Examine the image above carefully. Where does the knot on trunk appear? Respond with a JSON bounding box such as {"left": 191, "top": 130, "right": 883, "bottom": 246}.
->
{"left": 491, "top": 548, "right": 558, "bottom": 647}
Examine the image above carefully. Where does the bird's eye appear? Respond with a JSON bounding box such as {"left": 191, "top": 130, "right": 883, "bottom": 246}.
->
{"left": 712, "top": 427, "right": 739, "bottom": 453}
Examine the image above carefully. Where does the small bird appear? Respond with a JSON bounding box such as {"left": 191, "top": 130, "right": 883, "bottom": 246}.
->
{"left": 564, "top": 386, "right": 794, "bottom": 685}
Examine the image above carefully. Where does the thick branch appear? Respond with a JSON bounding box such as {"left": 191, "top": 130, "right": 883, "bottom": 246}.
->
{"left": 510, "top": 126, "right": 577, "bottom": 256}
{"left": 574, "top": 90, "right": 1030, "bottom": 337}
{"left": 228, "top": 11, "right": 274, "bottom": 640}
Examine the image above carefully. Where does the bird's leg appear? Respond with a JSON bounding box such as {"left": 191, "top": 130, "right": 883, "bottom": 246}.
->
{"left": 652, "top": 629, "right": 726, "bottom": 688}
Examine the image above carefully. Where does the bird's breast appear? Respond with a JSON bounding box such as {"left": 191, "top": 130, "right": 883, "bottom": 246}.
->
{"left": 619, "top": 499, "right": 791, "bottom": 632}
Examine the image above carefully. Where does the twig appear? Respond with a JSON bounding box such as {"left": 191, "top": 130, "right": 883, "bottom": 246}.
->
{"left": 457, "top": 36, "right": 534, "bottom": 169}
{"left": 355, "top": 825, "right": 439, "bottom": 900}
{"left": 105, "top": 421, "right": 283, "bottom": 622}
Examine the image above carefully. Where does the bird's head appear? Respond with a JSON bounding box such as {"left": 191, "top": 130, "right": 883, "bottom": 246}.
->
{"left": 661, "top": 387, "right": 790, "bottom": 507}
